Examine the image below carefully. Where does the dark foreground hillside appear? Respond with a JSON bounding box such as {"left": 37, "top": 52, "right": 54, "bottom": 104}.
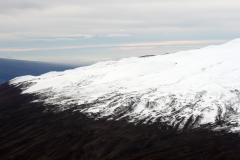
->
{"left": 1, "top": 83, "right": 240, "bottom": 160}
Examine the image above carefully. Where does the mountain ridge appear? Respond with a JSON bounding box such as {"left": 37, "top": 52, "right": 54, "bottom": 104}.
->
{"left": 9, "top": 38, "right": 240, "bottom": 132}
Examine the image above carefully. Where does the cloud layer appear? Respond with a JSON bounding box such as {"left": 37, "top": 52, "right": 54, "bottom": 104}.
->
{"left": 0, "top": 0, "right": 240, "bottom": 64}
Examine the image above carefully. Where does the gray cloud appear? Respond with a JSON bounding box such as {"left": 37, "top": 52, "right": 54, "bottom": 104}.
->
{"left": 0, "top": 0, "right": 240, "bottom": 36}
{"left": 0, "top": 0, "right": 240, "bottom": 64}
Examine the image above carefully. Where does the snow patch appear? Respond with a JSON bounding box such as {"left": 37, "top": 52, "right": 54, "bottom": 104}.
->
{"left": 10, "top": 38, "right": 240, "bottom": 132}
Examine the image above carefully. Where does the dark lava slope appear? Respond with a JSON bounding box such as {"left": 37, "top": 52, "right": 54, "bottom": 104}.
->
{"left": 1, "top": 83, "right": 240, "bottom": 160}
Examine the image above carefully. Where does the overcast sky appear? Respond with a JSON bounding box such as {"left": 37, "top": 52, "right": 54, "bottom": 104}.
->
{"left": 0, "top": 0, "right": 240, "bottom": 64}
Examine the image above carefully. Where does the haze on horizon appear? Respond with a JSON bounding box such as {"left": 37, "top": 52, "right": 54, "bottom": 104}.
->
{"left": 0, "top": 0, "right": 240, "bottom": 65}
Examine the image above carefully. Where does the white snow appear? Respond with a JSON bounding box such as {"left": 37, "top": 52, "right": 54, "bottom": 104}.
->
{"left": 10, "top": 39, "right": 240, "bottom": 131}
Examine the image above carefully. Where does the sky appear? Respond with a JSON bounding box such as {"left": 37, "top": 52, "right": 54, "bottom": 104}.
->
{"left": 0, "top": 0, "right": 240, "bottom": 65}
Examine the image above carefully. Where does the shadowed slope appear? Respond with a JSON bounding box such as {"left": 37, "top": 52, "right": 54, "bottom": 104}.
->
{"left": 1, "top": 83, "right": 240, "bottom": 160}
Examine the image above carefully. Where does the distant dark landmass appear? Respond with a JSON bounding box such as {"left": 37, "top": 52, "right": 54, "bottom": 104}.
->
{"left": 0, "top": 58, "right": 78, "bottom": 84}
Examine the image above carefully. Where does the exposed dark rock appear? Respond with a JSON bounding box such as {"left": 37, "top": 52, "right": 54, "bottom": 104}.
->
{"left": 139, "top": 55, "right": 156, "bottom": 58}
{"left": 1, "top": 83, "right": 240, "bottom": 160}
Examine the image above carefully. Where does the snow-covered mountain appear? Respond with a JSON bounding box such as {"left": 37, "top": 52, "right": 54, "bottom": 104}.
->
{"left": 10, "top": 39, "right": 240, "bottom": 132}
{"left": 3, "top": 39, "right": 240, "bottom": 160}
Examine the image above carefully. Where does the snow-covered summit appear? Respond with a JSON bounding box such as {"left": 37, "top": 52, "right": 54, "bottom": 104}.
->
{"left": 10, "top": 39, "right": 240, "bottom": 132}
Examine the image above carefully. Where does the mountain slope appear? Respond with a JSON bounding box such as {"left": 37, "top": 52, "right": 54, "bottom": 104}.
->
{"left": 1, "top": 83, "right": 240, "bottom": 160}
{"left": 2, "top": 39, "right": 240, "bottom": 159}
{"left": 10, "top": 39, "right": 240, "bottom": 132}
{"left": 0, "top": 58, "right": 76, "bottom": 84}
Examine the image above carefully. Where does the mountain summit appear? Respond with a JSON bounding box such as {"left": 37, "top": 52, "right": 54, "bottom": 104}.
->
{"left": 9, "top": 39, "right": 240, "bottom": 132}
